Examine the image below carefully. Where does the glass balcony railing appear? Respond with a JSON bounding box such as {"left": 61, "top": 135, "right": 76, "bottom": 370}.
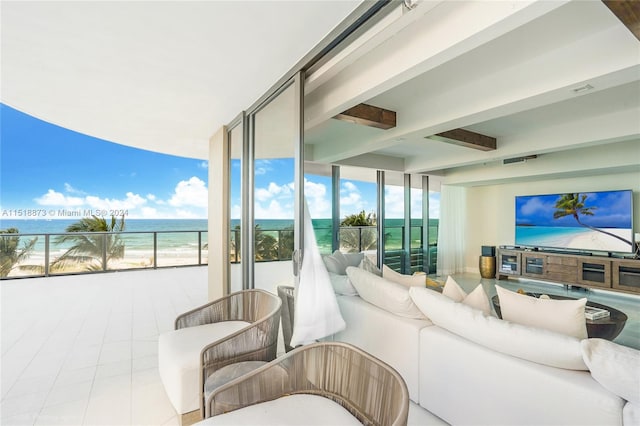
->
{"left": 2, "top": 224, "right": 439, "bottom": 279}
{"left": 0, "top": 230, "right": 209, "bottom": 279}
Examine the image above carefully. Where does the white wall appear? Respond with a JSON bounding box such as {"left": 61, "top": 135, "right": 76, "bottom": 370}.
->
{"left": 464, "top": 171, "right": 640, "bottom": 272}
{"left": 208, "top": 126, "right": 228, "bottom": 301}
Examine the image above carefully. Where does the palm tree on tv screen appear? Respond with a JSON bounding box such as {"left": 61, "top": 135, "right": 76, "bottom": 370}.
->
{"left": 552, "top": 193, "right": 631, "bottom": 246}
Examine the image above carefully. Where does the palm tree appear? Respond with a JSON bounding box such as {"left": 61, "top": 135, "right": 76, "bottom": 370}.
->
{"left": 0, "top": 228, "right": 37, "bottom": 277}
{"left": 339, "top": 210, "right": 378, "bottom": 252}
{"left": 553, "top": 193, "right": 632, "bottom": 246}
{"left": 54, "top": 215, "right": 126, "bottom": 270}
{"left": 254, "top": 225, "right": 279, "bottom": 261}
{"left": 340, "top": 210, "right": 376, "bottom": 227}
{"left": 278, "top": 225, "right": 294, "bottom": 260}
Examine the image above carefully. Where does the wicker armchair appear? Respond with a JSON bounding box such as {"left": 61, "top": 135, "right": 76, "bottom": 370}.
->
{"left": 200, "top": 342, "right": 410, "bottom": 426}
{"left": 158, "top": 289, "right": 281, "bottom": 425}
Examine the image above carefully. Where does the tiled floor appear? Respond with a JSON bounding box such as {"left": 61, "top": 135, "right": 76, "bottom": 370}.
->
{"left": 1, "top": 267, "right": 207, "bottom": 425}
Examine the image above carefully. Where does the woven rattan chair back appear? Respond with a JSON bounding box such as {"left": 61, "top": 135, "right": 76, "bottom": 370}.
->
{"left": 206, "top": 341, "right": 410, "bottom": 426}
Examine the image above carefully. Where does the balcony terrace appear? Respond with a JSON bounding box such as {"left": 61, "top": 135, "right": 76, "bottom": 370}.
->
{"left": 1, "top": 267, "right": 206, "bottom": 425}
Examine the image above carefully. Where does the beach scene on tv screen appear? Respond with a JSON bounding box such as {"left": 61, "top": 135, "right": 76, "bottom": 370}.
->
{"left": 515, "top": 190, "right": 633, "bottom": 253}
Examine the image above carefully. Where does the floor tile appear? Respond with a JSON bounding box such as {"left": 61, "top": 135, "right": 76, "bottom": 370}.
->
{"left": 94, "top": 359, "right": 132, "bottom": 380}
{"left": 45, "top": 379, "right": 93, "bottom": 407}
{"left": 36, "top": 399, "right": 87, "bottom": 426}
{"left": 3, "top": 373, "right": 57, "bottom": 400}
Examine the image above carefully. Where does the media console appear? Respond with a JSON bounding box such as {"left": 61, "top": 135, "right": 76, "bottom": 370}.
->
{"left": 496, "top": 248, "right": 640, "bottom": 295}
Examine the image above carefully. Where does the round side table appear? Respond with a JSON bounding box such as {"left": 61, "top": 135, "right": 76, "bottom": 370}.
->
{"left": 479, "top": 256, "right": 496, "bottom": 278}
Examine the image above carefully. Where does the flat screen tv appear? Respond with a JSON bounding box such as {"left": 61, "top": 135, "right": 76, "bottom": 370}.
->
{"left": 515, "top": 189, "right": 634, "bottom": 254}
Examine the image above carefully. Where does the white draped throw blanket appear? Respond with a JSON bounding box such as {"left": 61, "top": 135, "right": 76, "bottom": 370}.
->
{"left": 290, "top": 200, "right": 346, "bottom": 346}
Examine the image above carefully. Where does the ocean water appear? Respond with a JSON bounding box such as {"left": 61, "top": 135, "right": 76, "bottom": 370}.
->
{"left": 1, "top": 217, "right": 439, "bottom": 258}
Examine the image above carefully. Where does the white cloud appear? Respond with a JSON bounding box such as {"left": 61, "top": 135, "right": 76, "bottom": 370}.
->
{"left": 34, "top": 189, "right": 84, "bottom": 207}
{"left": 384, "top": 185, "right": 405, "bottom": 218}
{"left": 147, "top": 194, "right": 156, "bottom": 201}
{"left": 140, "top": 207, "right": 159, "bottom": 218}
{"left": 64, "top": 183, "right": 85, "bottom": 195}
{"left": 304, "top": 179, "right": 330, "bottom": 218}
{"left": 342, "top": 181, "right": 358, "bottom": 192}
{"left": 85, "top": 192, "right": 147, "bottom": 210}
{"left": 255, "top": 199, "right": 292, "bottom": 219}
{"left": 255, "top": 182, "right": 292, "bottom": 202}
{"left": 198, "top": 161, "right": 209, "bottom": 169}
{"left": 168, "top": 177, "right": 208, "bottom": 208}
{"left": 521, "top": 196, "right": 549, "bottom": 216}
{"left": 230, "top": 204, "right": 241, "bottom": 220}
{"left": 173, "top": 208, "right": 203, "bottom": 219}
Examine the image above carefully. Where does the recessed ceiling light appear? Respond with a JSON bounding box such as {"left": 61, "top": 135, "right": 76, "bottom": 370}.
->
{"left": 572, "top": 84, "right": 594, "bottom": 94}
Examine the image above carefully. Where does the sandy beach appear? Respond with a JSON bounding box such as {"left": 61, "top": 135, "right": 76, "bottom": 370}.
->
{"left": 5, "top": 249, "right": 208, "bottom": 278}
{"left": 565, "top": 228, "right": 633, "bottom": 253}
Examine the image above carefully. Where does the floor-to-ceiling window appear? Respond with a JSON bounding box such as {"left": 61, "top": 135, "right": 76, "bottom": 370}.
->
{"left": 246, "top": 75, "right": 304, "bottom": 291}
{"left": 428, "top": 179, "right": 441, "bottom": 274}
{"left": 337, "top": 166, "right": 378, "bottom": 256}
{"left": 383, "top": 171, "right": 405, "bottom": 272}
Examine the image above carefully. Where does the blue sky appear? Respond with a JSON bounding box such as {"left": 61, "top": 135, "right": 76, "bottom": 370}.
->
{"left": 1, "top": 103, "right": 437, "bottom": 221}
{"left": 515, "top": 191, "right": 632, "bottom": 228}
{"left": 1, "top": 104, "right": 208, "bottom": 219}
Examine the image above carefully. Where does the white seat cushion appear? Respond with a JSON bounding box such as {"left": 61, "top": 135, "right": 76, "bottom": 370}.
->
{"left": 158, "top": 321, "right": 250, "bottom": 414}
{"left": 196, "top": 394, "right": 362, "bottom": 425}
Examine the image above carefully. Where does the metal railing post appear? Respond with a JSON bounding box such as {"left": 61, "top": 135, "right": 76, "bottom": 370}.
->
{"left": 102, "top": 233, "right": 108, "bottom": 271}
{"left": 198, "top": 232, "right": 202, "bottom": 265}
{"left": 153, "top": 232, "right": 158, "bottom": 269}
{"left": 44, "top": 234, "right": 50, "bottom": 277}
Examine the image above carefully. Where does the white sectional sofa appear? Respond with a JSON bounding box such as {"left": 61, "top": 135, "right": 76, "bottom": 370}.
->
{"left": 331, "top": 270, "right": 640, "bottom": 426}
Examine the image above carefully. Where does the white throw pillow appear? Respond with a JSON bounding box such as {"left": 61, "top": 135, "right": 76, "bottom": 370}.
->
{"left": 382, "top": 265, "right": 425, "bottom": 288}
{"left": 409, "top": 287, "right": 588, "bottom": 370}
{"left": 581, "top": 338, "right": 640, "bottom": 404}
{"left": 358, "top": 256, "right": 382, "bottom": 276}
{"left": 496, "top": 286, "right": 587, "bottom": 339}
{"left": 343, "top": 252, "right": 364, "bottom": 267}
{"left": 441, "top": 276, "right": 492, "bottom": 315}
{"left": 346, "top": 266, "right": 425, "bottom": 319}
{"left": 323, "top": 250, "right": 348, "bottom": 275}
{"left": 328, "top": 272, "right": 357, "bottom": 296}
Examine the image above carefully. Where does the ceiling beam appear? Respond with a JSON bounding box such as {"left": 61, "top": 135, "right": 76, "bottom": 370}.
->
{"left": 428, "top": 128, "right": 497, "bottom": 151}
{"left": 333, "top": 103, "right": 396, "bottom": 130}
{"left": 602, "top": 0, "right": 640, "bottom": 41}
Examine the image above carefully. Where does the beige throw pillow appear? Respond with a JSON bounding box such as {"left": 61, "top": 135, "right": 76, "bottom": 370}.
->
{"left": 441, "top": 276, "right": 492, "bottom": 316}
{"left": 382, "top": 265, "right": 425, "bottom": 287}
{"left": 496, "top": 285, "right": 587, "bottom": 339}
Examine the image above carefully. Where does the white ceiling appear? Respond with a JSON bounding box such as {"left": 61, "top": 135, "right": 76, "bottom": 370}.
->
{"left": 304, "top": 0, "right": 640, "bottom": 184}
{"left": 1, "top": 0, "right": 360, "bottom": 159}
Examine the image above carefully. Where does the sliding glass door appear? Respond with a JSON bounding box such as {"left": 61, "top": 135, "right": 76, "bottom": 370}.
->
{"left": 245, "top": 73, "right": 304, "bottom": 291}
